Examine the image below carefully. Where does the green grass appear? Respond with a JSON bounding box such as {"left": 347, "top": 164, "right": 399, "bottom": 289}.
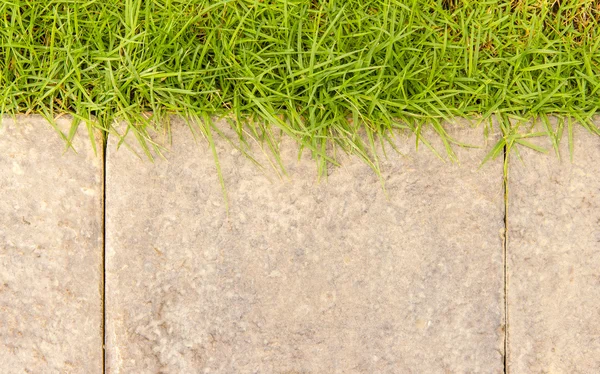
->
{"left": 1, "top": 0, "right": 599, "bottom": 175}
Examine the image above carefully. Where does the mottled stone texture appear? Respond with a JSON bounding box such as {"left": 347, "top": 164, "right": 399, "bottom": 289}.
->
{"left": 0, "top": 116, "right": 103, "bottom": 373}
{"left": 106, "top": 119, "right": 505, "bottom": 373}
{"left": 507, "top": 123, "right": 600, "bottom": 373}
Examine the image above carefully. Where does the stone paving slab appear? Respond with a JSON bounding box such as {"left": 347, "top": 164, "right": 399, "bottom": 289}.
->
{"left": 507, "top": 122, "right": 600, "bottom": 373}
{"left": 0, "top": 116, "right": 104, "bottom": 373}
{"left": 105, "top": 119, "right": 505, "bottom": 373}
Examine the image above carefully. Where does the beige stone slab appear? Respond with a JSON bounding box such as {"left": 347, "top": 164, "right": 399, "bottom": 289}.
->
{"left": 105, "top": 119, "right": 505, "bottom": 373}
{"left": 507, "top": 122, "right": 600, "bottom": 372}
{"left": 0, "top": 116, "right": 104, "bottom": 373}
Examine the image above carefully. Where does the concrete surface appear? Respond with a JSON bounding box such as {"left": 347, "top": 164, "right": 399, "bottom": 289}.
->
{"left": 0, "top": 116, "right": 104, "bottom": 373}
{"left": 105, "top": 119, "right": 505, "bottom": 373}
{"left": 507, "top": 122, "right": 600, "bottom": 372}
{"left": 4, "top": 114, "right": 598, "bottom": 373}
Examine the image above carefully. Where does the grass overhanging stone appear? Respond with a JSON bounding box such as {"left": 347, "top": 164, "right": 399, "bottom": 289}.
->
{"left": 1, "top": 0, "right": 599, "bottom": 175}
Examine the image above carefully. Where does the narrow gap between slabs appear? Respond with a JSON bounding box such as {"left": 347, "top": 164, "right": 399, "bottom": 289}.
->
{"left": 502, "top": 143, "right": 509, "bottom": 374}
{"left": 102, "top": 133, "right": 108, "bottom": 374}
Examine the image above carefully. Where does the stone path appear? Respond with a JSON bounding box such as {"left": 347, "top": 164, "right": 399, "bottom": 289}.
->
{"left": 1, "top": 116, "right": 598, "bottom": 373}
{"left": 507, "top": 124, "right": 600, "bottom": 372}
{"left": 105, "top": 120, "right": 505, "bottom": 373}
{"left": 0, "top": 116, "right": 104, "bottom": 373}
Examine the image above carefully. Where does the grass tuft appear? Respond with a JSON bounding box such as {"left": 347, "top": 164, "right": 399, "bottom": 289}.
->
{"left": 1, "top": 0, "right": 599, "bottom": 175}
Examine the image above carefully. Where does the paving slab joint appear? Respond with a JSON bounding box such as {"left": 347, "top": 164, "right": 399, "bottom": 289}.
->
{"left": 102, "top": 133, "right": 107, "bottom": 374}
{"left": 503, "top": 142, "right": 509, "bottom": 374}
